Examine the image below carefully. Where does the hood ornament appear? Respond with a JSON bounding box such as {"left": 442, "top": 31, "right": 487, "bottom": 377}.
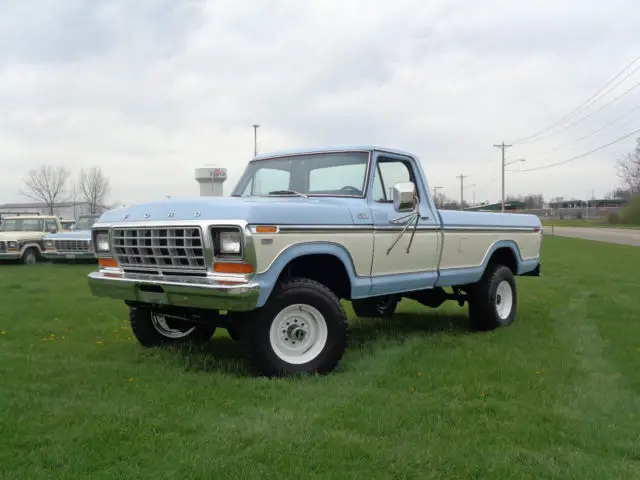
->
{"left": 168, "top": 212, "right": 175, "bottom": 217}
{"left": 144, "top": 213, "right": 151, "bottom": 218}
{"left": 123, "top": 214, "right": 129, "bottom": 220}
{"left": 195, "top": 212, "right": 201, "bottom": 217}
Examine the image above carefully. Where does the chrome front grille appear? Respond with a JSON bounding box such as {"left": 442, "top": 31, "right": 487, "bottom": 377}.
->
{"left": 112, "top": 226, "right": 206, "bottom": 270}
{"left": 0, "top": 241, "right": 6, "bottom": 253}
{"left": 54, "top": 240, "right": 90, "bottom": 252}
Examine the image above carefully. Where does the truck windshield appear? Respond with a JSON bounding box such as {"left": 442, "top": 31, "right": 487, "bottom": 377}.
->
{"left": 75, "top": 216, "right": 99, "bottom": 230}
{"left": 232, "top": 151, "right": 370, "bottom": 197}
{"left": 0, "top": 218, "right": 44, "bottom": 232}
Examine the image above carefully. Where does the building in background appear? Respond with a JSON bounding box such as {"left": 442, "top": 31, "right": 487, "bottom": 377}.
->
{"left": 194, "top": 166, "right": 228, "bottom": 196}
{"left": 0, "top": 201, "right": 108, "bottom": 222}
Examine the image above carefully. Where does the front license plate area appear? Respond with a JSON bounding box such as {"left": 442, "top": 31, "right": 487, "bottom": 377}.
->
{"left": 136, "top": 285, "right": 168, "bottom": 304}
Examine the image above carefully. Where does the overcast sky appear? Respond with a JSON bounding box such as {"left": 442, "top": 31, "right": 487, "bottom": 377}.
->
{"left": 1, "top": 0, "right": 639, "bottom": 206}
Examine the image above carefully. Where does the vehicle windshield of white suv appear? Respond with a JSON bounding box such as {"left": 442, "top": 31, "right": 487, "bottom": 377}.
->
{"left": 232, "top": 151, "right": 370, "bottom": 198}
{"left": 0, "top": 218, "right": 44, "bottom": 232}
{"left": 75, "top": 216, "right": 99, "bottom": 230}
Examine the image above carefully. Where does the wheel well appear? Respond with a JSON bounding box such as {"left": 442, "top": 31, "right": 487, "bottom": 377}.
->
{"left": 277, "top": 254, "right": 352, "bottom": 300}
{"left": 487, "top": 247, "right": 518, "bottom": 274}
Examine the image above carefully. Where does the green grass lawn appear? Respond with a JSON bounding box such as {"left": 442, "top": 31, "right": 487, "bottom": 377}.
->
{"left": 2, "top": 237, "right": 640, "bottom": 479}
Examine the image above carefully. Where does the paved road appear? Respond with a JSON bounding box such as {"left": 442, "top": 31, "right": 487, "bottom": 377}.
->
{"left": 544, "top": 226, "right": 640, "bottom": 246}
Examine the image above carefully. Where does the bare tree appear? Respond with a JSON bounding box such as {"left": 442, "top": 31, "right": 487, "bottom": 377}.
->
{"left": 616, "top": 137, "right": 640, "bottom": 195}
{"left": 20, "top": 165, "right": 70, "bottom": 214}
{"left": 79, "top": 166, "right": 110, "bottom": 214}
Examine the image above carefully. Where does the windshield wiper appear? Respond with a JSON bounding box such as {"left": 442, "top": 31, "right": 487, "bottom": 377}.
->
{"left": 267, "top": 190, "right": 308, "bottom": 198}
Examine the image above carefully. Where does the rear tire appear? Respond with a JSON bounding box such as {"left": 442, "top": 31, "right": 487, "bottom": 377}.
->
{"left": 242, "top": 277, "right": 348, "bottom": 377}
{"left": 467, "top": 264, "right": 517, "bottom": 331}
{"left": 129, "top": 306, "right": 216, "bottom": 347}
{"left": 351, "top": 295, "right": 399, "bottom": 318}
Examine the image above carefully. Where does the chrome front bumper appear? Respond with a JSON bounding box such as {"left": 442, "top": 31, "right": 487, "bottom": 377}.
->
{"left": 87, "top": 270, "right": 260, "bottom": 311}
{"left": 43, "top": 251, "right": 97, "bottom": 260}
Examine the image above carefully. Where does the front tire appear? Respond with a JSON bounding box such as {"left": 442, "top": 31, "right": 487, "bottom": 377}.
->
{"left": 129, "top": 306, "right": 216, "bottom": 347}
{"left": 467, "top": 264, "right": 517, "bottom": 331}
{"left": 243, "top": 277, "right": 348, "bottom": 377}
{"left": 21, "top": 248, "right": 38, "bottom": 265}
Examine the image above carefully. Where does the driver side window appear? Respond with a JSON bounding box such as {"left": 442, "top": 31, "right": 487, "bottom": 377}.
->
{"left": 372, "top": 159, "right": 414, "bottom": 203}
{"left": 45, "top": 220, "right": 57, "bottom": 233}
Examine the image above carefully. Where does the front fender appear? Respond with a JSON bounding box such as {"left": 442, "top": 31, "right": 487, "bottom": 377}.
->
{"left": 252, "top": 242, "right": 371, "bottom": 307}
{"left": 19, "top": 241, "right": 43, "bottom": 256}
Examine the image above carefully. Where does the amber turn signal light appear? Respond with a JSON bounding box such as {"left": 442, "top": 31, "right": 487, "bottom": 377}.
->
{"left": 98, "top": 257, "right": 118, "bottom": 268}
{"left": 255, "top": 225, "right": 278, "bottom": 233}
{"left": 213, "top": 262, "right": 254, "bottom": 274}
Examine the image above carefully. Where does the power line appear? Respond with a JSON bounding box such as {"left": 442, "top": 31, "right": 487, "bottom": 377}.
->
{"left": 508, "top": 126, "right": 640, "bottom": 172}
{"left": 510, "top": 52, "right": 640, "bottom": 144}
{"left": 475, "top": 177, "right": 496, "bottom": 193}
{"left": 527, "top": 101, "right": 640, "bottom": 161}
{"left": 513, "top": 79, "right": 640, "bottom": 145}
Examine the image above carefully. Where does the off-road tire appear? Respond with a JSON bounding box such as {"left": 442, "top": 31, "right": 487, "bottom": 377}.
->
{"left": 467, "top": 263, "right": 518, "bottom": 331}
{"left": 21, "top": 247, "right": 38, "bottom": 265}
{"left": 242, "top": 277, "right": 348, "bottom": 377}
{"left": 129, "top": 305, "right": 216, "bottom": 347}
{"left": 351, "top": 295, "right": 399, "bottom": 318}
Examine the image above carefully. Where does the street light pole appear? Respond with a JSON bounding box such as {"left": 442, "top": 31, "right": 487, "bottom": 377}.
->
{"left": 252, "top": 124, "right": 260, "bottom": 156}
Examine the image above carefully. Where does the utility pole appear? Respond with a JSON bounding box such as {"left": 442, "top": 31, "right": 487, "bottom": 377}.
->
{"left": 494, "top": 141, "right": 513, "bottom": 212}
{"left": 456, "top": 174, "right": 467, "bottom": 210}
{"left": 252, "top": 124, "right": 260, "bottom": 156}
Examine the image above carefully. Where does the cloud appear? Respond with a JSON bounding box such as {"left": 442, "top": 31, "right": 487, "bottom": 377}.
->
{"left": 1, "top": 0, "right": 640, "bottom": 208}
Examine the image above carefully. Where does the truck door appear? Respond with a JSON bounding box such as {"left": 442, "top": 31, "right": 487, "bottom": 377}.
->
{"left": 366, "top": 151, "right": 441, "bottom": 295}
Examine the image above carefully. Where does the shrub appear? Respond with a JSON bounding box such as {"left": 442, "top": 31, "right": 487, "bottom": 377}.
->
{"left": 607, "top": 212, "right": 621, "bottom": 224}
{"left": 618, "top": 195, "right": 640, "bottom": 225}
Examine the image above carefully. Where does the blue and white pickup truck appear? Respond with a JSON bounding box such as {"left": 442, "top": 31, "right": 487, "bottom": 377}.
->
{"left": 43, "top": 214, "right": 101, "bottom": 261}
{"left": 87, "top": 146, "right": 542, "bottom": 377}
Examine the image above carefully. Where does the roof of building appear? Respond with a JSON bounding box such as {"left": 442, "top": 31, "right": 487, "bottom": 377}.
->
{"left": 0, "top": 201, "right": 95, "bottom": 209}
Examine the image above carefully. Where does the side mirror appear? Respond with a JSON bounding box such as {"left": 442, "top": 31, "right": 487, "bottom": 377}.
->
{"left": 48, "top": 226, "right": 57, "bottom": 233}
{"left": 393, "top": 182, "right": 416, "bottom": 212}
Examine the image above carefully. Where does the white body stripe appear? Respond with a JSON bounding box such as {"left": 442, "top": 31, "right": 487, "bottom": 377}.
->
{"left": 438, "top": 231, "right": 541, "bottom": 270}
{"left": 371, "top": 231, "right": 441, "bottom": 275}
{"left": 252, "top": 228, "right": 541, "bottom": 277}
{"left": 253, "top": 232, "right": 374, "bottom": 276}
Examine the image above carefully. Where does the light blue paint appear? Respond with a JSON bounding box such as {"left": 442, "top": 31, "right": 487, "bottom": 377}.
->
{"left": 95, "top": 196, "right": 364, "bottom": 226}
{"left": 92, "top": 145, "right": 542, "bottom": 306}
{"left": 252, "top": 242, "right": 372, "bottom": 307}
{"left": 438, "top": 209, "right": 541, "bottom": 229}
{"left": 45, "top": 230, "right": 92, "bottom": 241}
{"left": 252, "top": 144, "right": 419, "bottom": 161}
{"left": 368, "top": 271, "right": 439, "bottom": 297}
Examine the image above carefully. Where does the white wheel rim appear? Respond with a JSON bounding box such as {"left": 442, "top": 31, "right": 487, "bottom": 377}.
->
{"left": 269, "top": 304, "right": 328, "bottom": 365}
{"left": 151, "top": 313, "right": 196, "bottom": 339}
{"left": 26, "top": 253, "right": 36, "bottom": 264}
{"left": 495, "top": 280, "right": 513, "bottom": 320}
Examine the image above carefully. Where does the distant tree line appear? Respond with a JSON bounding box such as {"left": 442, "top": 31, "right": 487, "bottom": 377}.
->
{"left": 20, "top": 165, "right": 110, "bottom": 215}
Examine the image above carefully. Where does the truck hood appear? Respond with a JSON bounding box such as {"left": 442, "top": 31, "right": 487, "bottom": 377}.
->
{"left": 438, "top": 209, "right": 542, "bottom": 229}
{"left": 46, "top": 230, "right": 92, "bottom": 240}
{"left": 96, "top": 196, "right": 358, "bottom": 226}
{"left": 0, "top": 231, "right": 46, "bottom": 241}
